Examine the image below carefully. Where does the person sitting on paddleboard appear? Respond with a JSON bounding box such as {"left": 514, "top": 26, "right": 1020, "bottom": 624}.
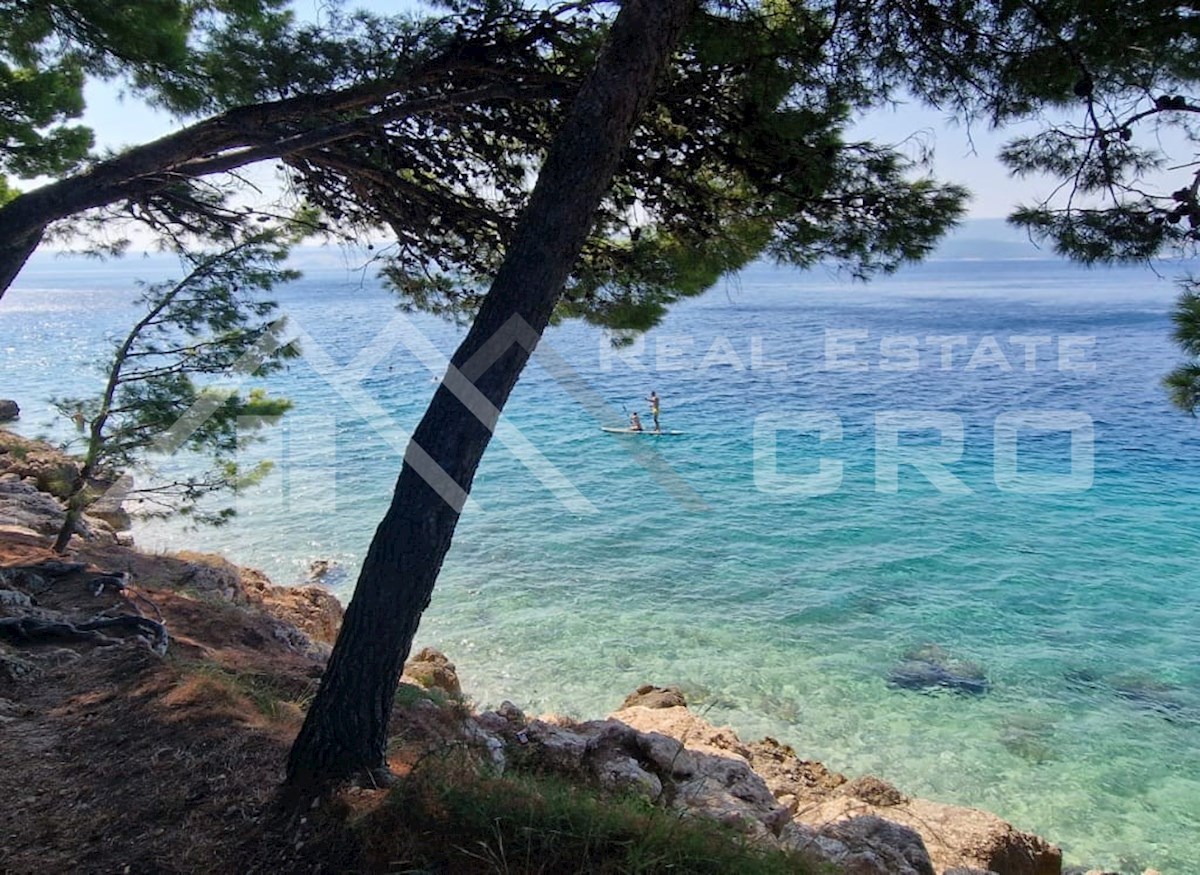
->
{"left": 646, "top": 391, "right": 661, "bottom": 432}
{"left": 629, "top": 411, "right": 644, "bottom": 432}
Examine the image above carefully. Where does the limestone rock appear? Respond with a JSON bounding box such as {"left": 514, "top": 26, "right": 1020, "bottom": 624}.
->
{"left": 0, "top": 400, "right": 18, "bottom": 421}
{"left": 782, "top": 819, "right": 932, "bottom": 875}
{"left": 611, "top": 702, "right": 752, "bottom": 760}
{"left": 440, "top": 679, "right": 1058, "bottom": 875}
{"left": 820, "top": 816, "right": 934, "bottom": 875}
{"left": 610, "top": 695, "right": 1057, "bottom": 875}
{"left": 581, "top": 720, "right": 665, "bottom": 794}
{"left": 839, "top": 775, "right": 908, "bottom": 807}
{"left": 589, "top": 746, "right": 663, "bottom": 799}
{"left": 402, "top": 646, "right": 462, "bottom": 697}
{"left": 257, "top": 583, "right": 343, "bottom": 646}
{"left": 633, "top": 729, "right": 696, "bottom": 778}
{"left": 0, "top": 475, "right": 66, "bottom": 535}
{"left": 496, "top": 700, "right": 526, "bottom": 724}
{"left": 745, "top": 735, "right": 847, "bottom": 802}
{"left": 1, "top": 450, "right": 80, "bottom": 499}
{"left": 172, "top": 551, "right": 274, "bottom": 604}
{"left": 611, "top": 704, "right": 794, "bottom": 838}
{"left": 795, "top": 793, "right": 1061, "bottom": 875}
{"left": 167, "top": 553, "right": 344, "bottom": 656}
{"left": 461, "top": 721, "right": 507, "bottom": 771}
{"left": 87, "top": 485, "right": 132, "bottom": 532}
{"left": 522, "top": 719, "right": 591, "bottom": 772}
{"left": 620, "top": 684, "right": 687, "bottom": 710}
{"left": 476, "top": 700, "right": 527, "bottom": 734}
{"left": 173, "top": 551, "right": 248, "bottom": 602}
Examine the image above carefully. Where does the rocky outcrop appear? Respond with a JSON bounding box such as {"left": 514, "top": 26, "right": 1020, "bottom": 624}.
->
{"left": 0, "top": 431, "right": 129, "bottom": 542}
{"left": 0, "top": 400, "right": 18, "bottom": 422}
{"left": 796, "top": 786, "right": 1060, "bottom": 874}
{"left": 256, "top": 583, "right": 343, "bottom": 646}
{"left": 460, "top": 691, "right": 1061, "bottom": 875}
{"left": 0, "top": 434, "right": 80, "bottom": 500}
{"left": 784, "top": 816, "right": 935, "bottom": 875}
{"left": 462, "top": 696, "right": 944, "bottom": 875}
{"left": 168, "top": 551, "right": 344, "bottom": 656}
{"left": 620, "top": 684, "right": 688, "bottom": 709}
{"left": 402, "top": 646, "right": 462, "bottom": 697}
{"left": 0, "top": 474, "right": 116, "bottom": 544}
{"left": 172, "top": 551, "right": 259, "bottom": 603}
{"left": 613, "top": 702, "right": 1060, "bottom": 875}
{"left": 0, "top": 475, "right": 66, "bottom": 535}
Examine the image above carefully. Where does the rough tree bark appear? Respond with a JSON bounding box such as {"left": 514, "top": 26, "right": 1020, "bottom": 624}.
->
{"left": 285, "top": 0, "right": 695, "bottom": 789}
{"left": 0, "top": 227, "right": 44, "bottom": 297}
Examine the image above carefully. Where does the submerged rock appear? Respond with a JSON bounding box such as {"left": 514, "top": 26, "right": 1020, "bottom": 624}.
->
{"left": 1110, "top": 675, "right": 1191, "bottom": 722}
{"left": 0, "top": 400, "right": 18, "bottom": 422}
{"left": 888, "top": 644, "right": 990, "bottom": 695}
{"left": 1066, "top": 667, "right": 1196, "bottom": 725}
{"left": 997, "top": 714, "right": 1059, "bottom": 764}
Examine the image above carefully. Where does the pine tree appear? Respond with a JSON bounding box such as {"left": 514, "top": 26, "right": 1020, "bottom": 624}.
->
{"left": 51, "top": 220, "right": 300, "bottom": 552}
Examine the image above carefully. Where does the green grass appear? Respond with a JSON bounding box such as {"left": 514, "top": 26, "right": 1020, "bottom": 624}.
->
{"left": 180, "top": 660, "right": 315, "bottom": 720}
{"left": 394, "top": 680, "right": 450, "bottom": 709}
{"left": 355, "top": 756, "right": 829, "bottom": 874}
{"left": 2, "top": 443, "right": 29, "bottom": 460}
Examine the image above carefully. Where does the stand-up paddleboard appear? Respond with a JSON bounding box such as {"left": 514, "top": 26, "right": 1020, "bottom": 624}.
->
{"left": 601, "top": 426, "right": 685, "bottom": 436}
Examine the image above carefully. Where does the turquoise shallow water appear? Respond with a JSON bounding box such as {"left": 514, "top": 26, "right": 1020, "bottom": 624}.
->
{"left": 3, "top": 253, "right": 1199, "bottom": 870}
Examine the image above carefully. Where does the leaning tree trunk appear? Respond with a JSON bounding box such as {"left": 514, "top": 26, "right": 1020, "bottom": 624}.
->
{"left": 0, "top": 226, "right": 44, "bottom": 297}
{"left": 0, "top": 75, "right": 430, "bottom": 301}
{"left": 286, "top": 0, "right": 695, "bottom": 790}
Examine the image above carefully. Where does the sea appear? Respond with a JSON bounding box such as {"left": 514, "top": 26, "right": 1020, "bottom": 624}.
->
{"left": 2, "top": 247, "right": 1198, "bottom": 872}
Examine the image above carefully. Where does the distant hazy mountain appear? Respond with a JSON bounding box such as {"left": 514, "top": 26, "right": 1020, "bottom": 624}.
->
{"left": 930, "top": 217, "right": 1054, "bottom": 260}
{"left": 20, "top": 218, "right": 1056, "bottom": 282}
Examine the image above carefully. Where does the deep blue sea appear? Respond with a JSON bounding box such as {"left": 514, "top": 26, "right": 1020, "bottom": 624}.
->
{"left": 3, "top": 251, "right": 1199, "bottom": 871}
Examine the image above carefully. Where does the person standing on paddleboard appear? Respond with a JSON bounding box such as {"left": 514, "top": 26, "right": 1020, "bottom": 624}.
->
{"left": 646, "top": 390, "right": 661, "bottom": 432}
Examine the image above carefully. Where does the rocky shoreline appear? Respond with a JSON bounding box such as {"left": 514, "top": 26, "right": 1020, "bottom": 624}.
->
{"left": 398, "top": 652, "right": 1064, "bottom": 875}
{"left": 0, "top": 429, "right": 1163, "bottom": 874}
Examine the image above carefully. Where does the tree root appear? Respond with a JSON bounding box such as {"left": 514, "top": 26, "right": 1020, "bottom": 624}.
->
{"left": 0, "top": 615, "right": 169, "bottom": 655}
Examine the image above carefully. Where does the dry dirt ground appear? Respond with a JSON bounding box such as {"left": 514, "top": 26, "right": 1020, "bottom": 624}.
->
{"left": 0, "top": 530, "right": 410, "bottom": 874}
